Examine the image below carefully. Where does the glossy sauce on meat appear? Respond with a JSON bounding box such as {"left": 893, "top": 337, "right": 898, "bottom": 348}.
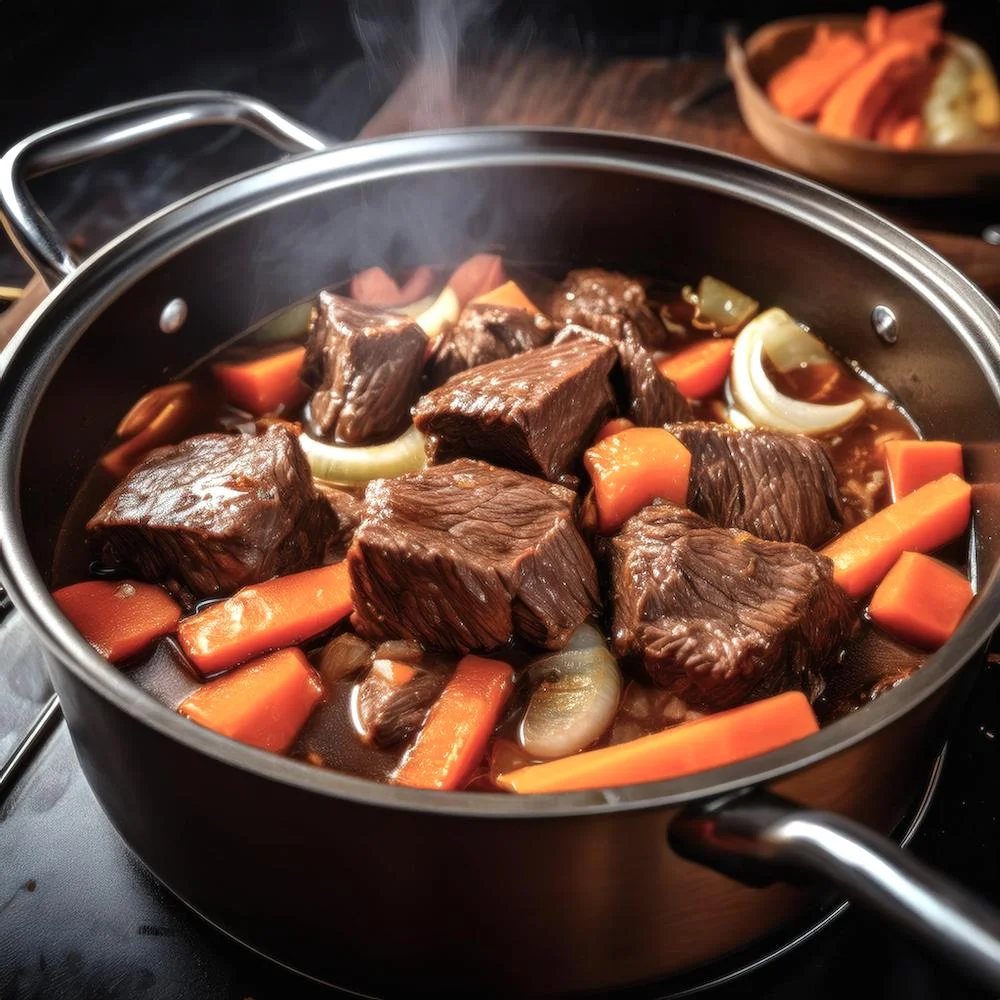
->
{"left": 53, "top": 264, "right": 960, "bottom": 791}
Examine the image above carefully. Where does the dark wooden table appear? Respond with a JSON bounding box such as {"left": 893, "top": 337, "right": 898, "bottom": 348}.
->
{"left": 361, "top": 51, "right": 1000, "bottom": 301}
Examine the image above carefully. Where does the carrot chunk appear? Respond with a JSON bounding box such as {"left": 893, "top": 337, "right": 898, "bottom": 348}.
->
{"left": 392, "top": 655, "right": 514, "bottom": 790}
{"left": 53, "top": 580, "right": 181, "bottom": 663}
{"left": 767, "top": 28, "right": 869, "bottom": 120}
{"left": 594, "top": 417, "right": 635, "bottom": 443}
{"left": 884, "top": 2, "right": 945, "bottom": 49}
{"left": 212, "top": 345, "right": 308, "bottom": 417}
{"left": 657, "top": 338, "right": 734, "bottom": 399}
{"left": 178, "top": 648, "right": 323, "bottom": 753}
{"left": 584, "top": 427, "right": 691, "bottom": 534}
{"left": 470, "top": 279, "right": 540, "bottom": 314}
{"left": 884, "top": 439, "right": 963, "bottom": 501}
{"left": 868, "top": 551, "right": 974, "bottom": 650}
{"left": 821, "top": 473, "right": 972, "bottom": 598}
{"left": 178, "top": 562, "right": 353, "bottom": 676}
{"left": 497, "top": 692, "right": 819, "bottom": 794}
{"left": 447, "top": 254, "right": 505, "bottom": 306}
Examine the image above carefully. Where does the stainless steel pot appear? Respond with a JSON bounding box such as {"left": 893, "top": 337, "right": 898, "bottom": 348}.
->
{"left": 3, "top": 91, "right": 1000, "bottom": 997}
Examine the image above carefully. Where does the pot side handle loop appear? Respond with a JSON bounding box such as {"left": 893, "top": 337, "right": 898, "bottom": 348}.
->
{"left": 0, "top": 90, "right": 330, "bottom": 287}
{"left": 670, "top": 788, "right": 1000, "bottom": 990}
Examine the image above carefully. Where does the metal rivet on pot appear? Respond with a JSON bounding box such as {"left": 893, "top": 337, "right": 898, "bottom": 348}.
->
{"left": 983, "top": 225, "right": 1000, "bottom": 246}
{"left": 871, "top": 305, "right": 898, "bottom": 345}
{"left": 159, "top": 298, "right": 187, "bottom": 334}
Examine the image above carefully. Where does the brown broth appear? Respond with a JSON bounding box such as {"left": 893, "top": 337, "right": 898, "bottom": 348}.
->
{"left": 53, "top": 270, "right": 956, "bottom": 791}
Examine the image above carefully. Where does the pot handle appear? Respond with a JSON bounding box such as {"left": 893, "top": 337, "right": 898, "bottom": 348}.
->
{"left": 0, "top": 90, "right": 330, "bottom": 287}
{"left": 670, "top": 788, "right": 1000, "bottom": 989}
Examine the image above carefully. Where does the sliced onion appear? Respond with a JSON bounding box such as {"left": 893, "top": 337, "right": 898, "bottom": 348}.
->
{"left": 251, "top": 301, "right": 314, "bottom": 345}
{"left": 415, "top": 286, "right": 461, "bottom": 343}
{"left": 393, "top": 294, "right": 437, "bottom": 318}
{"left": 518, "top": 624, "right": 623, "bottom": 760}
{"left": 300, "top": 424, "right": 427, "bottom": 485}
{"left": 684, "top": 276, "right": 758, "bottom": 334}
{"left": 730, "top": 307, "right": 864, "bottom": 435}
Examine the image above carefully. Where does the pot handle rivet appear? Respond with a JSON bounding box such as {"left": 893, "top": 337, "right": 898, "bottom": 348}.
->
{"left": 871, "top": 304, "right": 898, "bottom": 345}
{"left": 159, "top": 298, "right": 188, "bottom": 334}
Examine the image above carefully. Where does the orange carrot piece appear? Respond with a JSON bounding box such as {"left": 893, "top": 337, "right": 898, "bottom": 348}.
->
{"left": 584, "top": 427, "right": 691, "bottom": 534}
{"left": 469, "top": 279, "right": 540, "bottom": 314}
{"left": 497, "top": 692, "right": 818, "bottom": 794}
{"left": 868, "top": 551, "right": 974, "bottom": 650}
{"left": 594, "top": 417, "right": 635, "bottom": 443}
{"left": 447, "top": 254, "right": 505, "bottom": 306}
{"left": 212, "top": 345, "right": 308, "bottom": 417}
{"left": 885, "top": 2, "right": 945, "bottom": 49}
{"left": 821, "top": 473, "right": 972, "bottom": 598}
{"left": 657, "top": 338, "right": 735, "bottom": 399}
{"left": 101, "top": 386, "right": 200, "bottom": 479}
{"left": 392, "top": 655, "right": 514, "bottom": 790}
{"left": 889, "top": 115, "right": 924, "bottom": 148}
{"left": 865, "top": 6, "right": 890, "bottom": 47}
{"left": 179, "top": 648, "right": 323, "bottom": 753}
{"left": 178, "top": 562, "right": 353, "bottom": 677}
{"left": 350, "top": 265, "right": 436, "bottom": 307}
{"left": 817, "top": 40, "right": 926, "bottom": 140}
{"left": 53, "top": 580, "right": 181, "bottom": 663}
{"left": 885, "top": 440, "right": 963, "bottom": 501}
{"left": 767, "top": 29, "right": 869, "bottom": 120}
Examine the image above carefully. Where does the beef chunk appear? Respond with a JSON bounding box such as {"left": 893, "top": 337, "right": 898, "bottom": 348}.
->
{"left": 670, "top": 422, "right": 844, "bottom": 547}
{"left": 349, "top": 459, "right": 600, "bottom": 652}
{"left": 425, "top": 303, "right": 554, "bottom": 388}
{"left": 303, "top": 291, "right": 427, "bottom": 445}
{"left": 551, "top": 268, "right": 669, "bottom": 349}
{"left": 554, "top": 325, "right": 692, "bottom": 426}
{"left": 610, "top": 502, "right": 856, "bottom": 710}
{"left": 314, "top": 482, "right": 365, "bottom": 562}
{"left": 356, "top": 660, "right": 446, "bottom": 748}
{"left": 88, "top": 426, "right": 333, "bottom": 606}
{"left": 413, "top": 339, "right": 616, "bottom": 481}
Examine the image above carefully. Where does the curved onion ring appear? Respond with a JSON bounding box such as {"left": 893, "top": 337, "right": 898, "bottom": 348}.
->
{"left": 730, "top": 308, "right": 864, "bottom": 435}
{"left": 414, "top": 286, "right": 461, "bottom": 342}
{"left": 300, "top": 424, "right": 427, "bottom": 486}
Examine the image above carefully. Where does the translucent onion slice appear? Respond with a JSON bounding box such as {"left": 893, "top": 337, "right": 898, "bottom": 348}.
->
{"left": 518, "top": 624, "right": 623, "bottom": 760}
{"left": 300, "top": 424, "right": 427, "bottom": 486}
{"left": 415, "top": 286, "right": 461, "bottom": 343}
{"left": 683, "top": 276, "right": 759, "bottom": 334}
{"left": 251, "top": 301, "right": 314, "bottom": 344}
{"left": 730, "top": 308, "right": 864, "bottom": 436}
{"left": 394, "top": 293, "right": 437, "bottom": 318}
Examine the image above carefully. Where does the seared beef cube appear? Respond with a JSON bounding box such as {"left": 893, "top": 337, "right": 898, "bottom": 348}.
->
{"left": 355, "top": 660, "right": 446, "bottom": 748}
{"left": 314, "top": 482, "right": 365, "bottom": 562}
{"left": 671, "top": 422, "right": 843, "bottom": 547}
{"left": 610, "top": 502, "right": 856, "bottom": 710}
{"left": 349, "top": 459, "right": 600, "bottom": 652}
{"left": 413, "top": 339, "right": 616, "bottom": 481}
{"left": 425, "top": 303, "right": 554, "bottom": 388}
{"left": 303, "top": 292, "right": 427, "bottom": 445}
{"left": 554, "top": 325, "right": 692, "bottom": 426}
{"left": 551, "top": 268, "right": 669, "bottom": 349}
{"left": 88, "top": 426, "right": 333, "bottom": 605}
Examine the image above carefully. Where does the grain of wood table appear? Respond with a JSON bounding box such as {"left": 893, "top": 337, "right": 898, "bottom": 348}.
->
{"left": 361, "top": 51, "right": 1000, "bottom": 302}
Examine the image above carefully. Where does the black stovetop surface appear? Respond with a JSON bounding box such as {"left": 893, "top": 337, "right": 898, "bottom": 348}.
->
{"left": 3, "top": 3, "right": 1000, "bottom": 997}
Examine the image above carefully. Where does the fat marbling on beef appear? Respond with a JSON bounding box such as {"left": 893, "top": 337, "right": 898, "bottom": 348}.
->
{"left": 551, "top": 268, "right": 670, "bottom": 350}
{"left": 610, "top": 502, "right": 856, "bottom": 710}
{"left": 303, "top": 291, "right": 427, "bottom": 445}
{"left": 670, "top": 422, "right": 844, "bottom": 547}
{"left": 88, "top": 426, "right": 334, "bottom": 606}
{"left": 554, "top": 324, "right": 692, "bottom": 426}
{"left": 425, "top": 302, "right": 554, "bottom": 388}
{"left": 348, "top": 458, "right": 600, "bottom": 652}
{"left": 413, "top": 338, "right": 616, "bottom": 481}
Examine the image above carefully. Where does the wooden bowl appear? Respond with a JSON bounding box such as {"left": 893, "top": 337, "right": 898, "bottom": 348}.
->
{"left": 727, "top": 14, "right": 1000, "bottom": 197}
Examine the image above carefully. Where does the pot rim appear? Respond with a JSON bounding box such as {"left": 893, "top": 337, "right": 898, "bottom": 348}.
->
{"left": 2, "top": 125, "right": 998, "bottom": 819}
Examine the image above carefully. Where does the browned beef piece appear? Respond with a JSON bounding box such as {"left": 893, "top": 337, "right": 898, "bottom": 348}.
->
{"left": 554, "top": 325, "right": 692, "bottom": 426}
{"left": 355, "top": 661, "right": 446, "bottom": 748}
{"left": 88, "top": 426, "right": 334, "bottom": 606}
{"left": 303, "top": 292, "right": 427, "bottom": 445}
{"left": 610, "top": 502, "right": 856, "bottom": 710}
{"left": 425, "top": 303, "right": 554, "bottom": 388}
{"left": 670, "top": 422, "right": 844, "bottom": 547}
{"left": 349, "top": 459, "right": 600, "bottom": 652}
{"left": 314, "top": 482, "right": 365, "bottom": 562}
{"left": 551, "top": 268, "right": 670, "bottom": 349}
{"left": 413, "top": 339, "right": 616, "bottom": 481}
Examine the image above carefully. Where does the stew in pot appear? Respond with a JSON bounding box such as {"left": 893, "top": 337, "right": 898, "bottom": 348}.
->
{"left": 50, "top": 256, "right": 975, "bottom": 793}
